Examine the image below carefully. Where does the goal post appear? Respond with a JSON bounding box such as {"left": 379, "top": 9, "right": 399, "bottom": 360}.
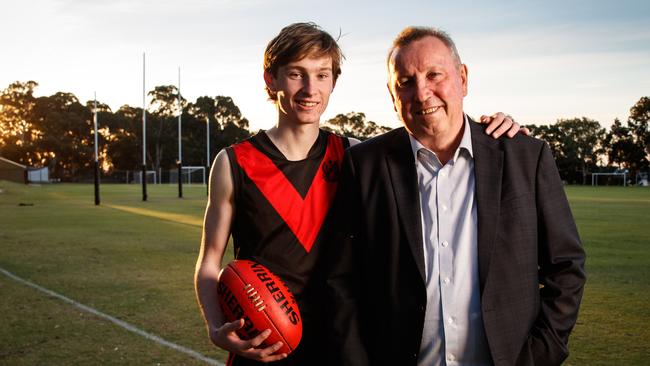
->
{"left": 133, "top": 170, "right": 157, "bottom": 184}
{"left": 591, "top": 172, "right": 627, "bottom": 187}
{"left": 168, "top": 166, "right": 206, "bottom": 185}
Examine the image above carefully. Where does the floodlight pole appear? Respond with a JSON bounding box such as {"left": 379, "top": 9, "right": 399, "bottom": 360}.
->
{"left": 206, "top": 115, "right": 210, "bottom": 196}
{"left": 177, "top": 67, "right": 183, "bottom": 198}
{"left": 142, "top": 52, "right": 148, "bottom": 201}
{"left": 93, "top": 92, "right": 100, "bottom": 205}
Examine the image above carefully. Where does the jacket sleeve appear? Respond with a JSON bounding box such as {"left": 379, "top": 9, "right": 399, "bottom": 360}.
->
{"left": 517, "top": 142, "right": 587, "bottom": 365}
{"left": 322, "top": 150, "right": 370, "bottom": 366}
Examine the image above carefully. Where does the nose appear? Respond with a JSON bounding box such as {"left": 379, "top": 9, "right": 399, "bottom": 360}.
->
{"left": 302, "top": 75, "right": 317, "bottom": 95}
{"left": 415, "top": 79, "right": 431, "bottom": 104}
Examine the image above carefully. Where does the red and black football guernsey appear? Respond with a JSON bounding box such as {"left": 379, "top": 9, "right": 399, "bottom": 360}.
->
{"left": 224, "top": 129, "right": 348, "bottom": 366}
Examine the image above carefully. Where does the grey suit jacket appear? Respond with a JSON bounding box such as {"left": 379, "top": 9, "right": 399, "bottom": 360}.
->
{"left": 325, "top": 120, "right": 586, "bottom": 366}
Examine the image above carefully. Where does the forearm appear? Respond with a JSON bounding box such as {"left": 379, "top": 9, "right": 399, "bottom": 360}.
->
{"left": 195, "top": 264, "right": 226, "bottom": 334}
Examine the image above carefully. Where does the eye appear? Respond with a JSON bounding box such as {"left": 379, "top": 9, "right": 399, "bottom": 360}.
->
{"left": 318, "top": 72, "right": 331, "bottom": 80}
{"left": 396, "top": 77, "right": 411, "bottom": 89}
{"left": 427, "top": 71, "right": 441, "bottom": 80}
{"left": 288, "top": 71, "right": 302, "bottom": 79}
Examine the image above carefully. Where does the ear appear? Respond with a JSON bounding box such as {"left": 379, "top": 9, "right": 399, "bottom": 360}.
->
{"left": 460, "top": 64, "right": 468, "bottom": 97}
{"left": 387, "top": 82, "right": 397, "bottom": 113}
{"left": 263, "top": 71, "right": 275, "bottom": 91}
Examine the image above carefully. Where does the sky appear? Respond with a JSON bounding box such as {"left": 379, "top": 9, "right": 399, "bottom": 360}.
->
{"left": 2, "top": 0, "right": 649, "bottom": 131}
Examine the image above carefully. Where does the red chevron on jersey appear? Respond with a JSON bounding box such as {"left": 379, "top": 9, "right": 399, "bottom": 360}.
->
{"left": 232, "top": 134, "right": 344, "bottom": 252}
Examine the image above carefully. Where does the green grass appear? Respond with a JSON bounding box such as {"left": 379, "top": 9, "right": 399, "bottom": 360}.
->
{"left": 564, "top": 186, "right": 650, "bottom": 365}
{"left": 0, "top": 182, "right": 229, "bottom": 365}
{"left": 1, "top": 182, "right": 649, "bottom": 364}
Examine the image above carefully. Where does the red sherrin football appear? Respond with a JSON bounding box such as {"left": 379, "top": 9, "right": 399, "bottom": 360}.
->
{"left": 217, "top": 260, "right": 302, "bottom": 355}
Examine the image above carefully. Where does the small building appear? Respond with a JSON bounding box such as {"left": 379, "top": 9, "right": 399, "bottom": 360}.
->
{"left": 28, "top": 166, "right": 49, "bottom": 183}
{"left": 0, "top": 156, "right": 27, "bottom": 184}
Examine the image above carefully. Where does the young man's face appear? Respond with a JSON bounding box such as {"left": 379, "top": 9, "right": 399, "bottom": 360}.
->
{"left": 265, "top": 55, "right": 335, "bottom": 126}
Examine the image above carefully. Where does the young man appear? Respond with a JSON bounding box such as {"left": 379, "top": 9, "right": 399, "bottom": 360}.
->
{"left": 194, "top": 22, "right": 522, "bottom": 365}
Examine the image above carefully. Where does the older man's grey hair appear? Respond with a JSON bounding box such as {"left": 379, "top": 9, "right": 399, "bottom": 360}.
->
{"left": 387, "top": 26, "right": 462, "bottom": 70}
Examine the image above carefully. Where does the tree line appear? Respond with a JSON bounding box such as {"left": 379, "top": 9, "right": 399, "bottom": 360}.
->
{"left": 0, "top": 80, "right": 648, "bottom": 184}
{"left": 524, "top": 97, "right": 649, "bottom": 184}
{"left": 0, "top": 81, "right": 389, "bottom": 182}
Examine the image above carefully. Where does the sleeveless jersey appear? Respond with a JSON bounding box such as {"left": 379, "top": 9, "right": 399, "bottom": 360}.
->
{"left": 224, "top": 129, "right": 348, "bottom": 366}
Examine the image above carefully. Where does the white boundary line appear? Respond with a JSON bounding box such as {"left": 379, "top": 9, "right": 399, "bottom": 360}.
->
{"left": 0, "top": 267, "right": 224, "bottom": 366}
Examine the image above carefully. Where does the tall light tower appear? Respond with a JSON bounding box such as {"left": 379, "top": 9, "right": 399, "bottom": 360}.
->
{"left": 93, "top": 92, "right": 100, "bottom": 205}
{"left": 206, "top": 111, "right": 210, "bottom": 196}
{"left": 142, "top": 52, "right": 148, "bottom": 201}
{"left": 177, "top": 67, "right": 183, "bottom": 198}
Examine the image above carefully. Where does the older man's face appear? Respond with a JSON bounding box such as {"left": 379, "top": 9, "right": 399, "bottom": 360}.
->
{"left": 388, "top": 36, "right": 467, "bottom": 141}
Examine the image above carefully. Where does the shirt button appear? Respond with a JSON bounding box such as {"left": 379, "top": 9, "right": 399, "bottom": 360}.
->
{"left": 448, "top": 317, "right": 454, "bottom": 324}
{"left": 442, "top": 204, "right": 448, "bottom": 211}
{"left": 443, "top": 277, "right": 450, "bottom": 284}
{"left": 440, "top": 171, "right": 446, "bottom": 177}
{"left": 448, "top": 353, "right": 456, "bottom": 361}
{"left": 441, "top": 241, "right": 449, "bottom": 248}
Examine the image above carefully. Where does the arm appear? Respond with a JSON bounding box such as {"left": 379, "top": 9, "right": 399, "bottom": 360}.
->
{"left": 518, "top": 143, "right": 586, "bottom": 365}
{"left": 194, "top": 149, "right": 286, "bottom": 362}
{"left": 480, "top": 112, "right": 530, "bottom": 138}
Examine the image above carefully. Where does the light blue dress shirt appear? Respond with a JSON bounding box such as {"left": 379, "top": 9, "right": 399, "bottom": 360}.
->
{"left": 409, "top": 116, "right": 491, "bottom": 366}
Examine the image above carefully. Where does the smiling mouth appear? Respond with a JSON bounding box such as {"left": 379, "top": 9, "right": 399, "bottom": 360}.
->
{"left": 416, "top": 106, "right": 441, "bottom": 115}
{"left": 297, "top": 101, "right": 318, "bottom": 107}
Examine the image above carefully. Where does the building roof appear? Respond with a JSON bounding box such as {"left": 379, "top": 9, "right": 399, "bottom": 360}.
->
{"left": 0, "top": 156, "right": 27, "bottom": 169}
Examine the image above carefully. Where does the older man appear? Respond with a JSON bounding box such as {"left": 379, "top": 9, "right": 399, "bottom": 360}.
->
{"left": 327, "top": 27, "right": 586, "bottom": 366}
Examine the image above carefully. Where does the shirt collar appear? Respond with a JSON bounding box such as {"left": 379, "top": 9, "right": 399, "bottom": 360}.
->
{"left": 408, "top": 114, "right": 474, "bottom": 163}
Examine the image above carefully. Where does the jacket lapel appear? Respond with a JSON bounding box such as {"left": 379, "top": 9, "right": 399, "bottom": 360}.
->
{"left": 470, "top": 121, "right": 503, "bottom": 292}
{"left": 385, "top": 128, "right": 426, "bottom": 283}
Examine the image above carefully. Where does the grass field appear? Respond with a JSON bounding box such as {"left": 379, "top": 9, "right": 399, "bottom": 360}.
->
{"left": 1, "top": 181, "right": 649, "bottom": 365}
